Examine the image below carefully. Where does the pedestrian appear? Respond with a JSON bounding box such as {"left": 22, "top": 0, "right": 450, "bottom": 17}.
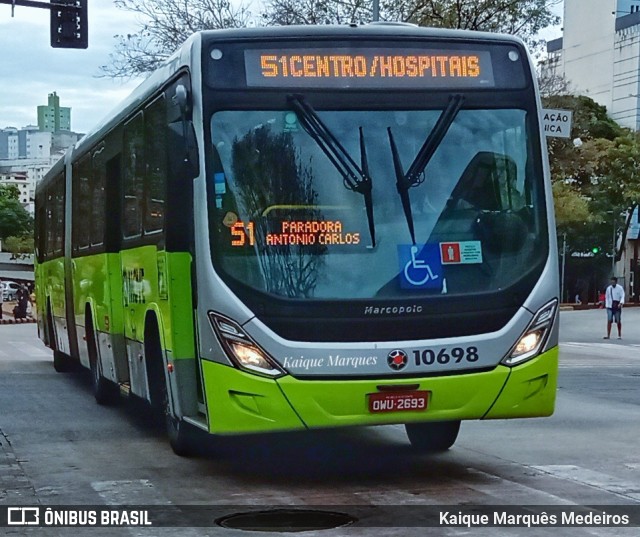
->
{"left": 603, "top": 277, "right": 625, "bottom": 339}
{"left": 14, "top": 284, "right": 31, "bottom": 320}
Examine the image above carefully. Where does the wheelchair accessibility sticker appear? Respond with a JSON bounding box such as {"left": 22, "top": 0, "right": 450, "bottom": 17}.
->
{"left": 398, "top": 244, "right": 443, "bottom": 289}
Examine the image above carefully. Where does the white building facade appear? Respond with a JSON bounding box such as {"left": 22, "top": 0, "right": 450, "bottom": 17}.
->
{"left": 543, "top": 0, "right": 640, "bottom": 130}
{"left": 0, "top": 158, "right": 55, "bottom": 214}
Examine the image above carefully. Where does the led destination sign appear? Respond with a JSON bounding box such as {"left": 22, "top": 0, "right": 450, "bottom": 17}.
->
{"left": 244, "top": 48, "right": 495, "bottom": 89}
{"left": 230, "top": 219, "right": 361, "bottom": 247}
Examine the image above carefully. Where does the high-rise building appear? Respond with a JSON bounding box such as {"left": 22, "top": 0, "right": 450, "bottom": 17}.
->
{"left": 1, "top": 93, "right": 79, "bottom": 214}
{"left": 542, "top": 0, "right": 640, "bottom": 130}
{"left": 0, "top": 126, "right": 51, "bottom": 160}
{"left": 37, "top": 91, "right": 71, "bottom": 133}
{"left": 0, "top": 127, "right": 19, "bottom": 160}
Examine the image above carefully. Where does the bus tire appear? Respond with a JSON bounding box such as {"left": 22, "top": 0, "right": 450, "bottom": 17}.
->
{"left": 48, "top": 305, "right": 75, "bottom": 373}
{"left": 87, "top": 312, "right": 119, "bottom": 406}
{"left": 405, "top": 420, "right": 461, "bottom": 452}
{"left": 53, "top": 350, "right": 75, "bottom": 373}
{"left": 145, "top": 318, "right": 194, "bottom": 456}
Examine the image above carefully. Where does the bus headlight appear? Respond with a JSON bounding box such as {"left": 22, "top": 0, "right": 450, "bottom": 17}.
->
{"left": 209, "top": 312, "right": 285, "bottom": 378}
{"left": 502, "top": 299, "right": 557, "bottom": 367}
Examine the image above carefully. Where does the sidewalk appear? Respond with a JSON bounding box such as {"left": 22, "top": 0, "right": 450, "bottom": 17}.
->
{"left": 560, "top": 302, "right": 640, "bottom": 311}
{"left": 0, "top": 301, "right": 36, "bottom": 324}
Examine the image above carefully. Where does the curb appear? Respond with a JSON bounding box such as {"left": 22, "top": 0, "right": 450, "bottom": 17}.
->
{"left": 0, "top": 318, "right": 36, "bottom": 325}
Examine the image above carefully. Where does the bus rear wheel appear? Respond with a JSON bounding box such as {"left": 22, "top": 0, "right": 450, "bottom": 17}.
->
{"left": 87, "top": 316, "right": 119, "bottom": 405}
{"left": 405, "top": 420, "right": 461, "bottom": 452}
{"left": 48, "top": 307, "right": 75, "bottom": 373}
{"left": 53, "top": 350, "right": 75, "bottom": 373}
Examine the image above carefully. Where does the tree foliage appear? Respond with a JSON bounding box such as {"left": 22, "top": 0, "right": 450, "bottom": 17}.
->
{"left": 262, "top": 0, "right": 561, "bottom": 35}
{"left": 542, "top": 95, "right": 640, "bottom": 262}
{"left": 0, "top": 186, "right": 33, "bottom": 241}
{"left": 100, "top": 0, "right": 252, "bottom": 78}
{"left": 103, "top": 0, "right": 561, "bottom": 78}
{"left": 552, "top": 181, "right": 589, "bottom": 228}
{"left": 3, "top": 236, "right": 34, "bottom": 255}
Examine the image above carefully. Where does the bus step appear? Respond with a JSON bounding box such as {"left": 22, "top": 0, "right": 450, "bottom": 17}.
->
{"left": 119, "top": 383, "right": 131, "bottom": 397}
{"left": 183, "top": 415, "right": 208, "bottom": 431}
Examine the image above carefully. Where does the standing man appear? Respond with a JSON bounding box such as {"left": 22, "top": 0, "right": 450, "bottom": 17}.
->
{"left": 604, "top": 277, "right": 625, "bottom": 339}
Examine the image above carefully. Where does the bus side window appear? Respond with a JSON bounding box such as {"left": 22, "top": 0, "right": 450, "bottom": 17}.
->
{"left": 44, "top": 191, "right": 53, "bottom": 260}
{"left": 104, "top": 153, "right": 122, "bottom": 251}
{"left": 123, "top": 112, "right": 145, "bottom": 239}
{"left": 35, "top": 200, "right": 43, "bottom": 262}
{"left": 53, "top": 175, "right": 65, "bottom": 256}
{"left": 72, "top": 155, "right": 91, "bottom": 250}
{"left": 91, "top": 145, "right": 106, "bottom": 247}
{"left": 144, "top": 95, "right": 167, "bottom": 235}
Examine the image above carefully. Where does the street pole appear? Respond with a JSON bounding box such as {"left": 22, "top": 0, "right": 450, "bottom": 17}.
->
{"left": 561, "top": 232, "right": 567, "bottom": 303}
{"left": 612, "top": 215, "right": 616, "bottom": 275}
{"left": 372, "top": 0, "right": 380, "bottom": 21}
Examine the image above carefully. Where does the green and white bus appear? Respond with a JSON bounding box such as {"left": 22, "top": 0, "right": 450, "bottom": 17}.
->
{"left": 35, "top": 24, "right": 558, "bottom": 455}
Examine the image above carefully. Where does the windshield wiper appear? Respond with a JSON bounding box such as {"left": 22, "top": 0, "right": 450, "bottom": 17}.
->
{"left": 288, "top": 95, "right": 376, "bottom": 247}
{"left": 388, "top": 94, "right": 465, "bottom": 244}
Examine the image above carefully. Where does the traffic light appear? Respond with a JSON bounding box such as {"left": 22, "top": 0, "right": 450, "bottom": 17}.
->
{"left": 592, "top": 246, "right": 601, "bottom": 254}
{"left": 50, "top": 0, "right": 87, "bottom": 49}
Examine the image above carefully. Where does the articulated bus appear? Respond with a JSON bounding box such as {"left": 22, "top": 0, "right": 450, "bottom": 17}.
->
{"left": 35, "top": 24, "right": 558, "bottom": 455}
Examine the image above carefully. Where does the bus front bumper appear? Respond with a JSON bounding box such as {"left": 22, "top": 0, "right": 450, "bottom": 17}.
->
{"left": 201, "top": 347, "right": 558, "bottom": 434}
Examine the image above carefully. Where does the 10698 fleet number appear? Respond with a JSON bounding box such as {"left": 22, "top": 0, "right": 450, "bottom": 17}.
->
{"left": 413, "top": 346, "right": 479, "bottom": 366}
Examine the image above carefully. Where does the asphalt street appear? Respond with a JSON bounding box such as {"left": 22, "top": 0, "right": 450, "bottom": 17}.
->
{"left": 0, "top": 310, "right": 639, "bottom": 536}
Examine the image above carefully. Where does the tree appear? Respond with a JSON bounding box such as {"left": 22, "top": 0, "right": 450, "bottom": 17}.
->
{"left": 3, "top": 236, "right": 34, "bottom": 256}
{"left": 262, "top": 0, "right": 560, "bottom": 30}
{"left": 260, "top": 0, "right": 375, "bottom": 26}
{"left": 589, "top": 132, "right": 640, "bottom": 261}
{"left": 552, "top": 181, "right": 589, "bottom": 229}
{"left": 542, "top": 95, "right": 625, "bottom": 182}
{"left": 0, "top": 186, "right": 33, "bottom": 242}
{"left": 103, "top": 0, "right": 562, "bottom": 78}
{"left": 100, "top": 0, "right": 252, "bottom": 78}
{"left": 541, "top": 93, "right": 640, "bottom": 291}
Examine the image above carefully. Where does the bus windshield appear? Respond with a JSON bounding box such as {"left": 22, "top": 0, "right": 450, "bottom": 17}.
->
{"left": 208, "top": 103, "right": 546, "bottom": 300}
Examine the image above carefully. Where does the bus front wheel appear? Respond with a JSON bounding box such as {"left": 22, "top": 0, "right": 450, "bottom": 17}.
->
{"left": 145, "top": 319, "right": 194, "bottom": 456}
{"left": 405, "top": 420, "right": 461, "bottom": 452}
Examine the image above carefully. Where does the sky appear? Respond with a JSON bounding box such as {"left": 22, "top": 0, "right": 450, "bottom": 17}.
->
{"left": 0, "top": 1, "right": 146, "bottom": 133}
{"left": 0, "top": 1, "right": 563, "bottom": 135}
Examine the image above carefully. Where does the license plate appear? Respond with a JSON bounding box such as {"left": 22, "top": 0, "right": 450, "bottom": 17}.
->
{"left": 368, "top": 391, "right": 429, "bottom": 414}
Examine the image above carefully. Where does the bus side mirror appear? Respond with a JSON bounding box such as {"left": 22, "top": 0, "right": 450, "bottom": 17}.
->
{"left": 175, "top": 84, "right": 189, "bottom": 114}
{"left": 183, "top": 122, "right": 200, "bottom": 179}
{"left": 173, "top": 84, "right": 199, "bottom": 179}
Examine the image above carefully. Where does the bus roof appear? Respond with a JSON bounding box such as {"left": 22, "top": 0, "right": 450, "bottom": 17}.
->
{"left": 198, "top": 23, "right": 526, "bottom": 45}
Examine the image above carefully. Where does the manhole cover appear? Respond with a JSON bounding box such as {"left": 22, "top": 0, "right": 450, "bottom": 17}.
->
{"left": 216, "top": 509, "right": 356, "bottom": 532}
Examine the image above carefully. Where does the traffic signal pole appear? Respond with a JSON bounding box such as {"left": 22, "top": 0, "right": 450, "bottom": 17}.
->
{"left": 0, "top": 0, "right": 87, "bottom": 48}
{"left": 561, "top": 232, "right": 567, "bottom": 303}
